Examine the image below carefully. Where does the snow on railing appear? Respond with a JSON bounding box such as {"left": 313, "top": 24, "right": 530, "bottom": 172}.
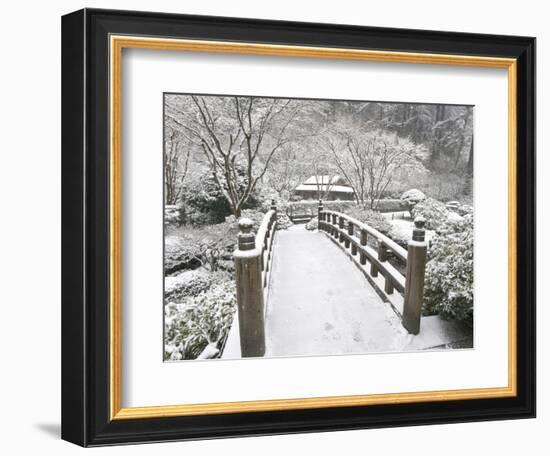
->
{"left": 256, "top": 208, "right": 277, "bottom": 294}
{"left": 318, "top": 200, "right": 428, "bottom": 335}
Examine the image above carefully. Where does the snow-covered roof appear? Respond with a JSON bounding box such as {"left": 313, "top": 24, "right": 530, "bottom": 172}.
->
{"left": 302, "top": 175, "right": 341, "bottom": 185}
{"left": 295, "top": 184, "right": 354, "bottom": 193}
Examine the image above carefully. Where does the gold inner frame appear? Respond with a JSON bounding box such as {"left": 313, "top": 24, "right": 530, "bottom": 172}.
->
{"left": 109, "top": 35, "right": 518, "bottom": 420}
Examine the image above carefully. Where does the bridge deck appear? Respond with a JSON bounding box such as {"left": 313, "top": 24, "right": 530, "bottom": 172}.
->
{"left": 264, "top": 225, "right": 408, "bottom": 357}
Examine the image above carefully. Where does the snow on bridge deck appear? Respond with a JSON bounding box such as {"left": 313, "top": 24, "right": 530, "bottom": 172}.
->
{"left": 264, "top": 225, "right": 408, "bottom": 357}
{"left": 222, "top": 224, "right": 471, "bottom": 359}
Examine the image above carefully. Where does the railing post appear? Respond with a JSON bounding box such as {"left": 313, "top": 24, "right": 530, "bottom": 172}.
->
{"left": 233, "top": 218, "right": 266, "bottom": 357}
{"left": 359, "top": 229, "right": 367, "bottom": 265}
{"left": 385, "top": 278, "right": 394, "bottom": 295}
{"left": 377, "top": 240, "right": 396, "bottom": 294}
{"left": 402, "top": 217, "right": 428, "bottom": 335}
{"left": 344, "top": 220, "right": 352, "bottom": 248}
{"left": 318, "top": 199, "right": 323, "bottom": 230}
{"left": 370, "top": 260, "right": 378, "bottom": 277}
{"left": 332, "top": 214, "right": 338, "bottom": 238}
{"left": 378, "top": 241, "right": 388, "bottom": 262}
{"left": 350, "top": 222, "right": 358, "bottom": 255}
{"left": 338, "top": 216, "right": 345, "bottom": 243}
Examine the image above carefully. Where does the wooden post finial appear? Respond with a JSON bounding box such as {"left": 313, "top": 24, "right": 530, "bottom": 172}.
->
{"left": 412, "top": 216, "right": 426, "bottom": 242}
{"left": 238, "top": 218, "right": 256, "bottom": 251}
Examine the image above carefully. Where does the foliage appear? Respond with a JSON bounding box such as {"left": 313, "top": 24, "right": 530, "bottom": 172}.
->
{"left": 166, "top": 207, "right": 284, "bottom": 278}
{"left": 430, "top": 107, "right": 473, "bottom": 168}
{"left": 321, "top": 128, "right": 423, "bottom": 208}
{"left": 411, "top": 197, "right": 450, "bottom": 231}
{"left": 457, "top": 203, "right": 474, "bottom": 216}
{"left": 165, "top": 269, "right": 219, "bottom": 301}
{"left": 290, "top": 200, "right": 356, "bottom": 215}
{"left": 164, "top": 236, "right": 203, "bottom": 275}
{"left": 388, "top": 224, "right": 412, "bottom": 249}
{"left": 264, "top": 144, "right": 310, "bottom": 200}
{"left": 305, "top": 217, "right": 318, "bottom": 231}
{"left": 179, "top": 169, "right": 261, "bottom": 225}
{"left": 381, "top": 165, "right": 429, "bottom": 198}
{"left": 224, "top": 208, "right": 267, "bottom": 230}
{"left": 164, "top": 205, "right": 180, "bottom": 227}
{"left": 421, "top": 158, "right": 471, "bottom": 202}
{"left": 319, "top": 102, "right": 473, "bottom": 175}
{"left": 400, "top": 188, "right": 426, "bottom": 208}
{"left": 375, "top": 198, "right": 409, "bottom": 213}
{"left": 345, "top": 206, "right": 392, "bottom": 235}
{"left": 165, "top": 279, "right": 237, "bottom": 360}
{"left": 166, "top": 94, "right": 303, "bottom": 216}
{"left": 166, "top": 222, "right": 237, "bottom": 273}
{"left": 164, "top": 128, "right": 192, "bottom": 205}
{"left": 179, "top": 173, "right": 231, "bottom": 225}
{"left": 256, "top": 190, "right": 290, "bottom": 214}
{"left": 275, "top": 213, "right": 294, "bottom": 230}
{"left": 164, "top": 95, "right": 473, "bottom": 220}
{"left": 423, "top": 215, "right": 474, "bottom": 325}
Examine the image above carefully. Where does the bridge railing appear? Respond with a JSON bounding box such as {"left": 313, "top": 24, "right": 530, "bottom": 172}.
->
{"left": 318, "top": 201, "right": 427, "bottom": 335}
{"left": 255, "top": 206, "right": 278, "bottom": 294}
{"left": 233, "top": 200, "right": 278, "bottom": 357}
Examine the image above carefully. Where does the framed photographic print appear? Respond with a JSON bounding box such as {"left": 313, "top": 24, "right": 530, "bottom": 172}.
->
{"left": 61, "top": 8, "right": 536, "bottom": 447}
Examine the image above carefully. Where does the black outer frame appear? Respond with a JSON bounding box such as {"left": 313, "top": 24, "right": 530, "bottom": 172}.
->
{"left": 61, "top": 8, "right": 536, "bottom": 447}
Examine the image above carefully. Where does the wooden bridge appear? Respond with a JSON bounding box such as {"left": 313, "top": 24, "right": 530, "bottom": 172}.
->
{"left": 223, "top": 200, "right": 468, "bottom": 359}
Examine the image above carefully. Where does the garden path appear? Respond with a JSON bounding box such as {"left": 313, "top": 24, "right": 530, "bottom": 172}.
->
{"left": 264, "top": 225, "right": 409, "bottom": 357}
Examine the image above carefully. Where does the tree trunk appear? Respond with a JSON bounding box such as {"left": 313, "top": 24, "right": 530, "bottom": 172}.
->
{"left": 430, "top": 104, "right": 446, "bottom": 167}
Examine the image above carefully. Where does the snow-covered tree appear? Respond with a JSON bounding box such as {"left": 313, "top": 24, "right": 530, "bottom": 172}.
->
{"left": 322, "top": 127, "right": 422, "bottom": 208}
{"left": 165, "top": 95, "right": 302, "bottom": 217}
{"left": 164, "top": 128, "right": 191, "bottom": 205}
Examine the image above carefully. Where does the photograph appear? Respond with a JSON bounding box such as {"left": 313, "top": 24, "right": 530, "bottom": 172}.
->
{"left": 163, "top": 93, "right": 475, "bottom": 361}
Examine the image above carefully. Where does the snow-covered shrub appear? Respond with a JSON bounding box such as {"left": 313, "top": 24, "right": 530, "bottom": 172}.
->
{"left": 164, "top": 279, "right": 237, "bottom": 360}
{"left": 345, "top": 207, "right": 392, "bottom": 235}
{"left": 457, "top": 204, "right": 474, "bottom": 216}
{"left": 164, "top": 205, "right": 180, "bottom": 226}
{"left": 411, "top": 197, "right": 449, "bottom": 231}
{"left": 423, "top": 214, "right": 474, "bottom": 326}
{"left": 228, "top": 207, "right": 292, "bottom": 231}
{"left": 164, "top": 236, "right": 203, "bottom": 275}
{"left": 225, "top": 209, "right": 265, "bottom": 229}
{"left": 400, "top": 189, "right": 426, "bottom": 208}
{"left": 388, "top": 224, "right": 411, "bottom": 249}
{"left": 375, "top": 198, "right": 408, "bottom": 213}
{"left": 445, "top": 201, "right": 460, "bottom": 211}
{"left": 305, "top": 217, "right": 318, "bottom": 231}
{"left": 257, "top": 192, "right": 290, "bottom": 215}
{"left": 166, "top": 208, "right": 284, "bottom": 277}
{"left": 275, "top": 213, "right": 293, "bottom": 230}
{"left": 179, "top": 170, "right": 261, "bottom": 225}
{"left": 174, "top": 223, "right": 236, "bottom": 272}
{"left": 165, "top": 269, "right": 217, "bottom": 301}
{"left": 288, "top": 200, "right": 356, "bottom": 217}
{"left": 424, "top": 171, "right": 469, "bottom": 203}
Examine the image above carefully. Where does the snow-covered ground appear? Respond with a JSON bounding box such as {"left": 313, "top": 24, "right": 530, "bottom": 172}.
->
{"left": 165, "top": 268, "right": 208, "bottom": 295}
